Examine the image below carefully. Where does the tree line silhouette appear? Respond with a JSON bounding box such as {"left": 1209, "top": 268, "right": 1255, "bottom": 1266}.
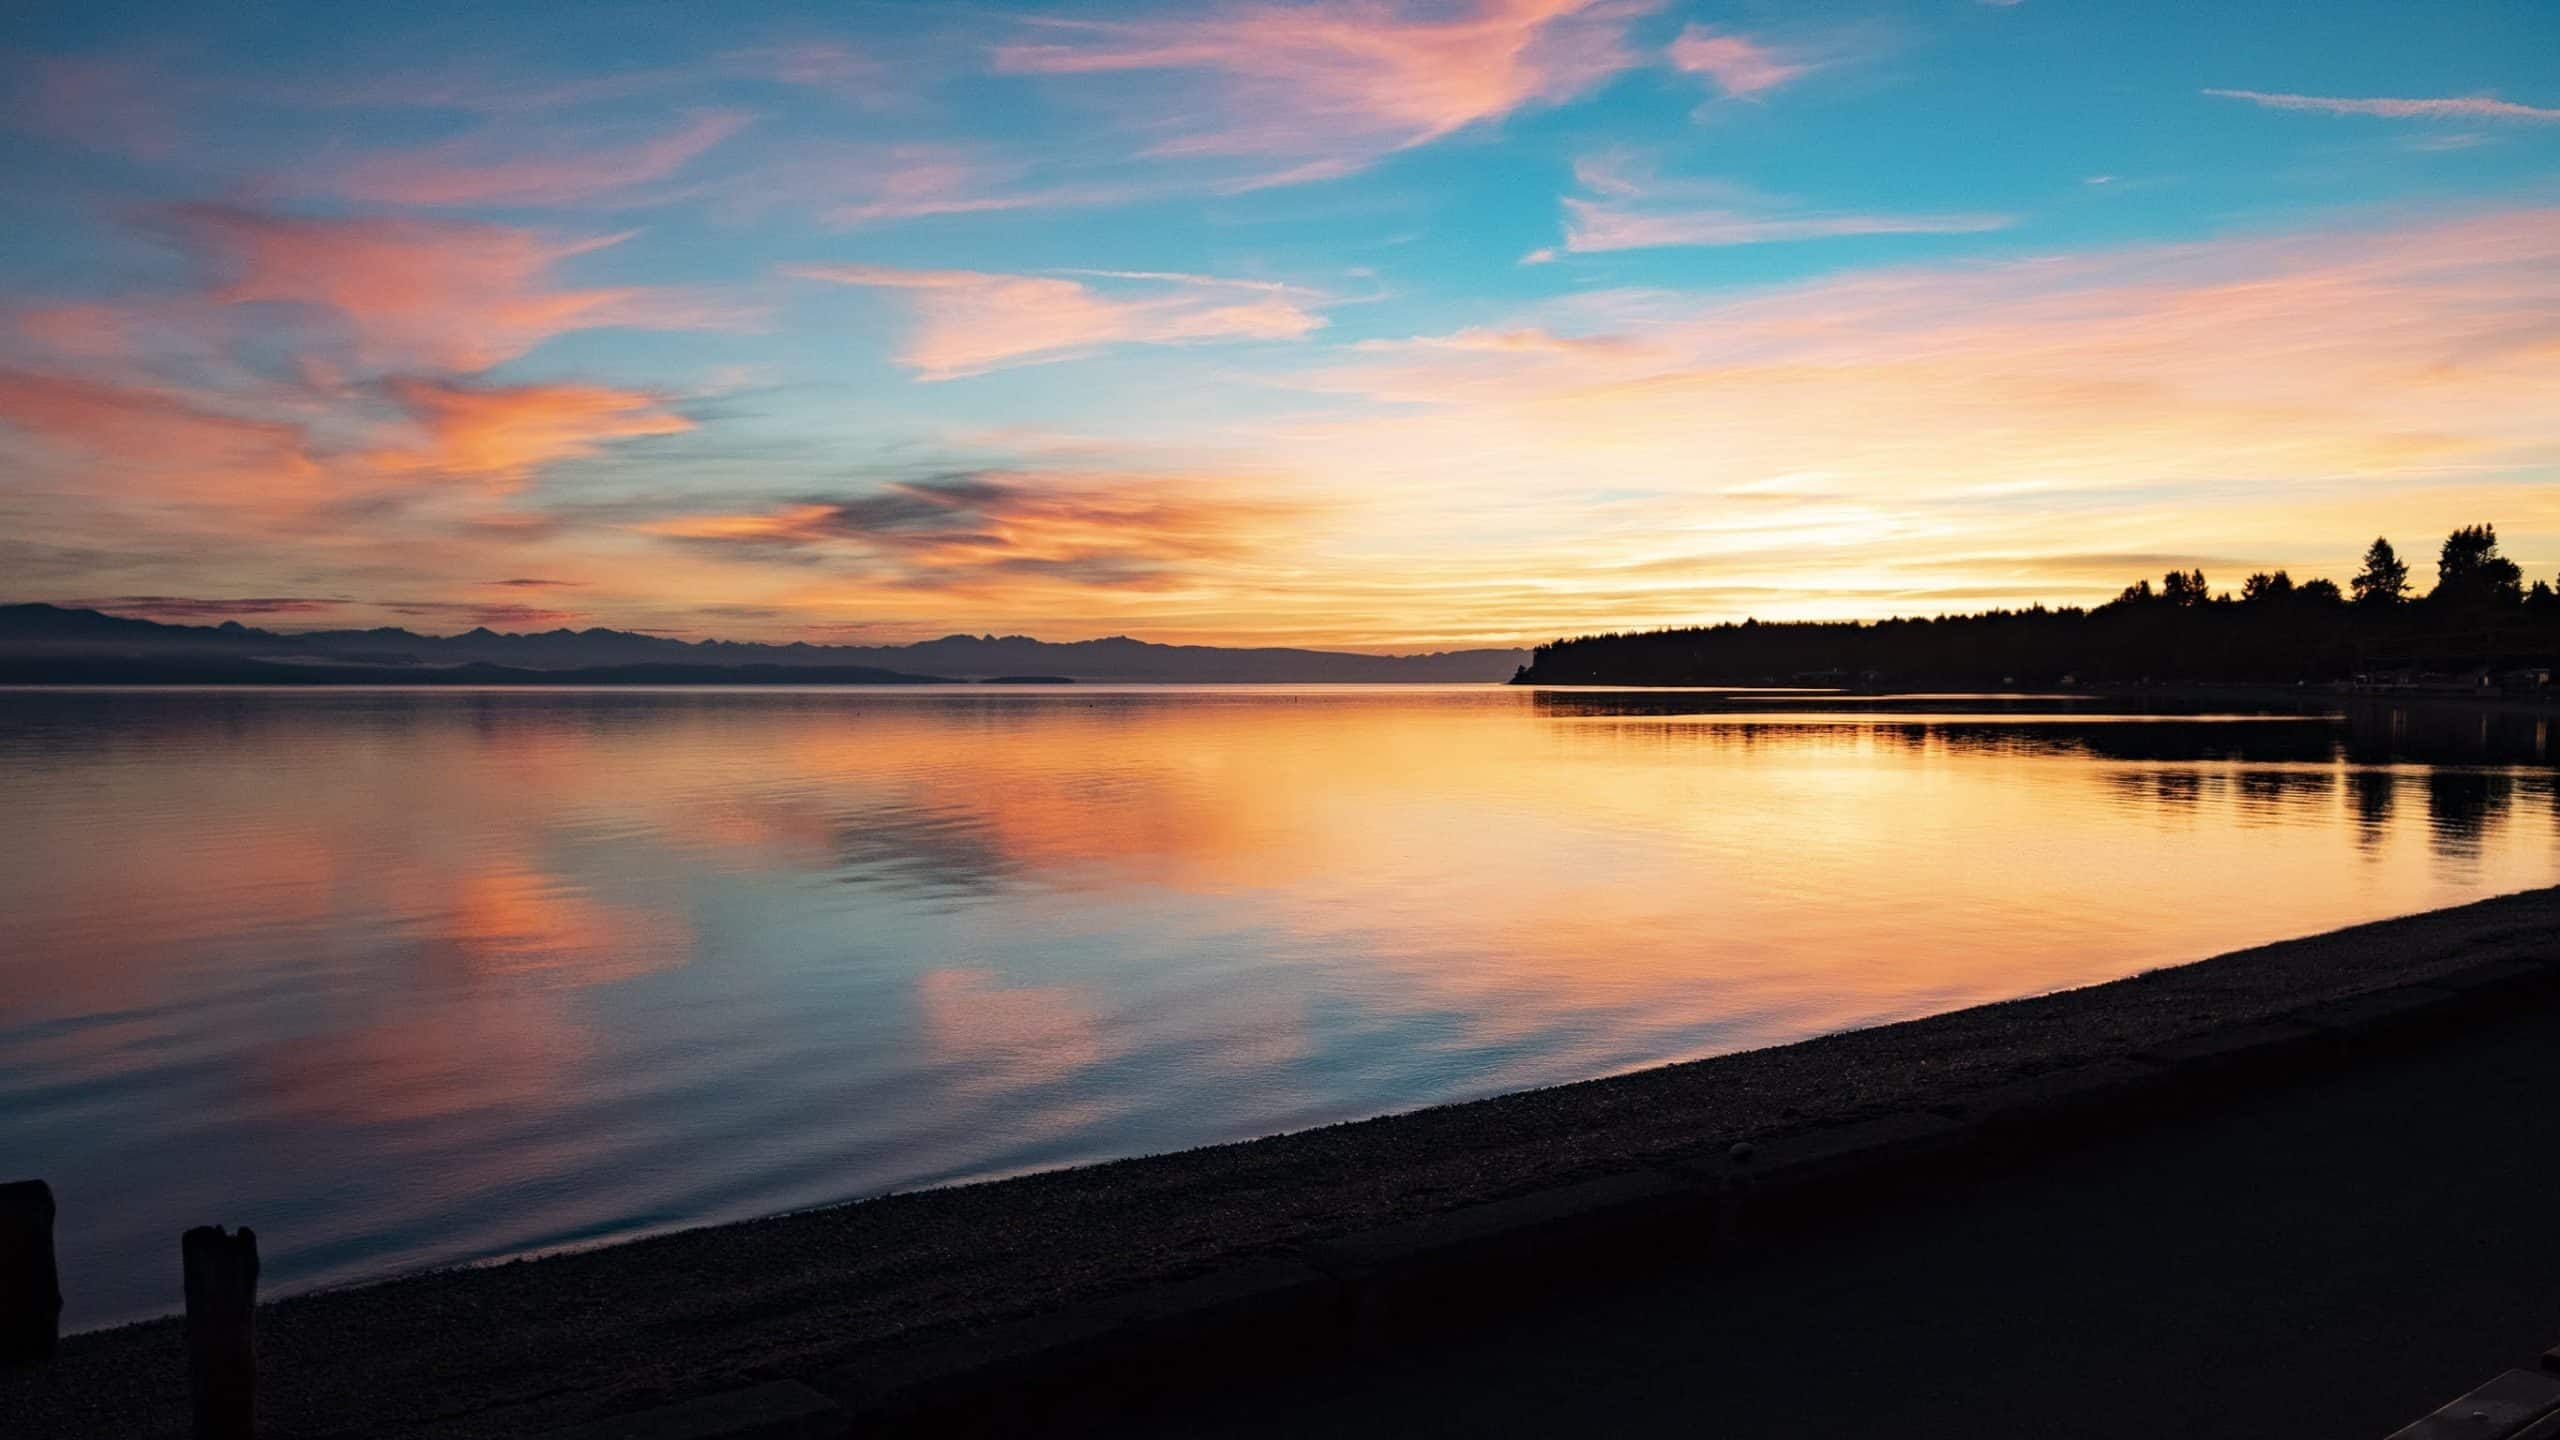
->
{"left": 1515, "top": 524, "right": 2560, "bottom": 688}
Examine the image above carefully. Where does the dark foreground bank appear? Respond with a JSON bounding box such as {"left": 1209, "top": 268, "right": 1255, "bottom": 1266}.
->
{"left": 8, "top": 889, "right": 2560, "bottom": 1437}
{"left": 1133, "top": 949, "right": 2560, "bottom": 1440}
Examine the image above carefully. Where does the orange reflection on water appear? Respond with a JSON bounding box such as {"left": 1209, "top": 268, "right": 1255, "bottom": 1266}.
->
{"left": 6, "top": 688, "right": 2558, "bottom": 1330}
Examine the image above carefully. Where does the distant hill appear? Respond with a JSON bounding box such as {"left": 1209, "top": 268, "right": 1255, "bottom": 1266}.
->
{"left": 0, "top": 604, "right": 1527, "bottom": 684}
{"left": 0, "top": 653, "right": 945, "bottom": 687}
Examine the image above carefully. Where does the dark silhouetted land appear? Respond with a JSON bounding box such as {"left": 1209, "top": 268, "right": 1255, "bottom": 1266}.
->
{"left": 0, "top": 654, "right": 949, "bottom": 685}
{"left": 0, "top": 604, "right": 1526, "bottom": 684}
{"left": 1515, "top": 524, "right": 2560, "bottom": 688}
{"left": 1135, "top": 983, "right": 2560, "bottom": 1439}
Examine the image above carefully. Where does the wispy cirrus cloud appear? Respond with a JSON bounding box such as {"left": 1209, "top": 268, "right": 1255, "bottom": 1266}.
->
{"left": 786, "top": 263, "right": 1324, "bottom": 378}
{"left": 1529, "top": 155, "right": 2011, "bottom": 259}
{"left": 167, "top": 204, "right": 746, "bottom": 372}
{"left": 717, "top": 42, "right": 890, "bottom": 103}
{"left": 711, "top": 141, "right": 1144, "bottom": 229}
{"left": 2205, "top": 88, "right": 2560, "bottom": 121}
{"left": 325, "top": 108, "right": 753, "bottom": 208}
{"left": 992, "top": 0, "right": 1653, "bottom": 185}
{"left": 826, "top": 168, "right": 1137, "bottom": 228}
{"left": 1306, "top": 207, "right": 2560, "bottom": 627}
{"left": 1668, "top": 26, "right": 1807, "bottom": 99}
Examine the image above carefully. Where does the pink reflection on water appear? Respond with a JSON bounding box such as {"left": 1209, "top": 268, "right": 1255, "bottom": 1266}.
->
{"left": 3, "top": 687, "right": 2556, "bottom": 1329}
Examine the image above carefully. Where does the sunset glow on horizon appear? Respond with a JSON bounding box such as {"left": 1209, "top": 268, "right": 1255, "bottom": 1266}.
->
{"left": 5, "top": 0, "right": 2557, "bottom": 652}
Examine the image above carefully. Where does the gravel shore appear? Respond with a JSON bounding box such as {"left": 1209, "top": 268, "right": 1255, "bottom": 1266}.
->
{"left": 9, "top": 886, "right": 2558, "bottom": 1438}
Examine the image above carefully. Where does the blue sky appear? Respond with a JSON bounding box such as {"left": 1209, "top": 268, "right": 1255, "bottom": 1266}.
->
{"left": 2, "top": 0, "right": 2555, "bottom": 648}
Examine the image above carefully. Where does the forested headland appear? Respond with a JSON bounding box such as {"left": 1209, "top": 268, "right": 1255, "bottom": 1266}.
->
{"left": 1514, "top": 525, "right": 2560, "bottom": 690}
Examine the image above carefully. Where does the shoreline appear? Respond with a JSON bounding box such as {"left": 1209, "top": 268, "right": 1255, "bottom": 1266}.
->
{"left": 9, "top": 887, "right": 2560, "bottom": 1436}
{"left": 1520, "top": 676, "right": 2560, "bottom": 711}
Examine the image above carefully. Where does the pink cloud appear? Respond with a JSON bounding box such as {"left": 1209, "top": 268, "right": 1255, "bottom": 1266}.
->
{"left": 15, "top": 303, "right": 137, "bottom": 359}
{"left": 0, "top": 368, "right": 322, "bottom": 499}
{"left": 2205, "top": 88, "right": 2560, "bottom": 121}
{"left": 992, "top": 0, "right": 1652, "bottom": 181}
{"left": 170, "top": 205, "right": 740, "bottom": 371}
{"left": 327, "top": 109, "right": 753, "bottom": 208}
{"left": 1667, "top": 26, "right": 1806, "bottom": 99}
{"left": 787, "top": 263, "right": 1324, "bottom": 378}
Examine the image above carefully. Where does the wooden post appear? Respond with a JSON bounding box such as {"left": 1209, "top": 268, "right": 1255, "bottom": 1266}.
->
{"left": 182, "top": 1225, "right": 258, "bottom": 1440}
{"left": 1, "top": 1179, "right": 62, "bottom": 1363}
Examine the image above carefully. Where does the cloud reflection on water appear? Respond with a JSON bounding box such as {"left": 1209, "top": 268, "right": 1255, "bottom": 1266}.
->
{"left": 3, "top": 686, "right": 2555, "bottom": 1329}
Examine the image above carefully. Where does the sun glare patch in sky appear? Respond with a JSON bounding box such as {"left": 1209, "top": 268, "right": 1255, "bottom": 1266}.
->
{"left": 2, "top": 0, "right": 2555, "bottom": 650}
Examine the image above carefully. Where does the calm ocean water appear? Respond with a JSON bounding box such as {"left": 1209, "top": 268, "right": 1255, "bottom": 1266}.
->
{"left": 4, "top": 685, "right": 2555, "bottom": 1329}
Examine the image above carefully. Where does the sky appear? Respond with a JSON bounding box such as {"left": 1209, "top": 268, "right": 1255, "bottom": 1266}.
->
{"left": 2, "top": 0, "right": 2556, "bottom": 652}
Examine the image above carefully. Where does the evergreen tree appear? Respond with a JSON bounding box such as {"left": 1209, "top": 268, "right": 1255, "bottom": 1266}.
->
{"left": 2240, "top": 570, "right": 2294, "bottom": 603}
{"left": 2351, "top": 537, "right": 2410, "bottom": 606}
{"left": 1517, "top": 522, "right": 2555, "bottom": 688}
{"left": 2433, "top": 523, "right": 2524, "bottom": 607}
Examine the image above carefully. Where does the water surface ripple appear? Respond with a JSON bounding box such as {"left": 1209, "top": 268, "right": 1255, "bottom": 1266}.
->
{"left": 3, "top": 685, "right": 2554, "bottom": 1328}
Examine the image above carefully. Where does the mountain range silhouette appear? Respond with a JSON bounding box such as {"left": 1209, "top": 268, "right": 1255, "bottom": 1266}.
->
{"left": 0, "top": 604, "right": 1527, "bottom": 685}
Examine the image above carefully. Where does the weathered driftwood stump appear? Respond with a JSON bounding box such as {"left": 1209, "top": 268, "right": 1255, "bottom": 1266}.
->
{"left": 183, "top": 1225, "right": 259, "bottom": 1440}
{"left": 1, "top": 1179, "right": 62, "bottom": 1363}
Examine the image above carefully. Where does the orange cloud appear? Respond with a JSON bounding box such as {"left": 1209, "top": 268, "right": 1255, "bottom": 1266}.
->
{"left": 14, "top": 303, "right": 138, "bottom": 359}
{"left": 171, "top": 204, "right": 738, "bottom": 371}
{"left": 639, "top": 471, "right": 1307, "bottom": 595}
{"left": 788, "top": 263, "right": 1322, "bottom": 377}
{"left": 366, "top": 377, "right": 692, "bottom": 488}
{"left": 2205, "top": 88, "right": 2560, "bottom": 121}
{"left": 0, "top": 367, "right": 322, "bottom": 499}
{"left": 327, "top": 108, "right": 752, "bottom": 207}
{"left": 992, "top": 0, "right": 1651, "bottom": 182}
{"left": 1668, "top": 26, "right": 1806, "bottom": 98}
